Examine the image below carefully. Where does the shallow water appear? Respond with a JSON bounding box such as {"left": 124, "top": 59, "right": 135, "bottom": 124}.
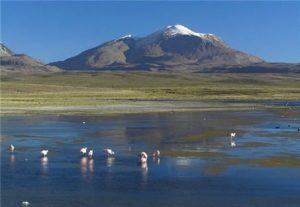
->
{"left": 1, "top": 109, "right": 300, "bottom": 207}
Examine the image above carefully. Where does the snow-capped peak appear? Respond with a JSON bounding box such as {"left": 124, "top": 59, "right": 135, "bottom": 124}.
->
{"left": 163, "top": 24, "right": 206, "bottom": 38}
{"left": 135, "top": 25, "right": 225, "bottom": 48}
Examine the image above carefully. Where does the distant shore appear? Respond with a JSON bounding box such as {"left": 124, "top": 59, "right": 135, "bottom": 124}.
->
{"left": 1, "top": 72, "right": 299, "bottom": 115}
{"left": 1, "top": 100, "right": 298, "bottom": 116}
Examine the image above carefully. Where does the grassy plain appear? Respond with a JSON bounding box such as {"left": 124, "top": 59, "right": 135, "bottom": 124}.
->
{"left": 1, "top": 71, "right": 299, "bottom": 114}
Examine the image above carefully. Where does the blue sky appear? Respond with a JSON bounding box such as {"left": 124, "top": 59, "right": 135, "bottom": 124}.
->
{"left": 1, "top": 1, "right": 300, "bottom": 63}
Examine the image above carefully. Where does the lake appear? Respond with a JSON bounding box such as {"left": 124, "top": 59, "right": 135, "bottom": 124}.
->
{"left": 1, "top": 109, "right": 300, "bottom": 207}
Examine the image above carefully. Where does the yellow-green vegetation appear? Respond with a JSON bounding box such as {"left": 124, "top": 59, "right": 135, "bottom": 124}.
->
{"left": 163, "top": 151, "right": 300, "bottom": 175}
{"left": 202, "top": 154, "right": 300, "bottom": 176}
{"left": 227, "top": 154, "right": 300, "bottom": 168}
{"left": 1, "top": 71, "right": 299, "bottom": 112}
{"left": 184, "top": 130, "right": 227, "bottom": 142}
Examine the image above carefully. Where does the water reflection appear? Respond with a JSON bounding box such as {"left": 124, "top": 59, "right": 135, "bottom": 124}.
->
{"left": 175, "top": 157, "right": 192, "bottom": 166}
{"left": 10, "top": 154, "right": 16, "bottom": 164}
{"left": 40, "top": 157, "right": 48, "bottom": 174}
{"left": 80, "top": 157, "right": 88, "bottom": 175}
{"left": 10, "top": 155, "right": 16, "bottom": 172}
{"left": 80, "top": 157, "right": 94, "bottom": 179}
{"left": 139, "top": 162, "right": 148, "bottom": 170}
{"left": 88, "top": 159, "right": 94, "bottom": 173}
{"left": 153, "top": 157, "right": 160, "bottom": 165}
{"left": 106, "top": 157, "right": 115, "bottom": 168}
{"left": 139, "top": 162, "right": 148, "bottom": 186}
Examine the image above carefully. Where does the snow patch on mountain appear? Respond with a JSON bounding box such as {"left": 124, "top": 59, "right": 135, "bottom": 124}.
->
{"left": 164, "top": 24, "right": 207, "bottom": 38}
{"left": 120, "top": 34, "right": 133, "bottom": 39}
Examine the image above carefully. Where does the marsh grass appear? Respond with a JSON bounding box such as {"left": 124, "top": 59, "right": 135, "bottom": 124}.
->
{"left": 227, "top": 155, "right": 300, "bottom": 168}
{"left": 184, "top": 129, "right": 228, "bottom": 142}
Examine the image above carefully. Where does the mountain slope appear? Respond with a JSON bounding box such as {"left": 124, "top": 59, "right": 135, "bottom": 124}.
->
{"left": 0, "top": 43, "right": 60, "bottom": 72}
{"left": 0, "top": 43, "right": 15, "bottom": 56}
{"left": 50, "top": 25, "right": 264, "bottom": 70}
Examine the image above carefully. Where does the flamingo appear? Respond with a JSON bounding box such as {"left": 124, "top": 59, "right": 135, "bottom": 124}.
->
{"left": 10, "top": 144, "right": 15, "bottom": 152}
{"left": 104, "top": 149, "right": 115, "bottom": 157}
{"left": 230, "top": 132, "right": 236, "bottom": 147}
{"left": 88, "top": 150, "right": 93, "bottom": 158}
{"left": 80, "top": 147, "right": 88, "bottom": 156}
{"left": 40, "top": 150, "right": 48, "bottom": 157}
{"left": 152, "top": 150, "right": 160, "bottom": 158}
{"left": 138, "top": 152, "right": 148, "bottom": 163}
{"left": 22, "top": 201, "right": 30, "bottom": 206}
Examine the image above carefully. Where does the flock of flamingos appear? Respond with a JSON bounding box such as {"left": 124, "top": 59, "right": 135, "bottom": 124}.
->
{"left": 8, "top": 132, "right": 237, "bottom": 163}
{"left": 9, "top": 132, "right": 237, "bottom": 207}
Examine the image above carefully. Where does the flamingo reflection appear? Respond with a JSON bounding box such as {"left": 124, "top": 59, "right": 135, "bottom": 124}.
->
{"left": 10, "top": 155, "right": 16, "bottom": 172}
{"left": 80, "top": 157, "right": 88, "bottom": 175}
{"left": 10, "top": 154, "right": 15, "bottom": 164}
{"left": 139, "top": 162, "right": 148, "bottom": 187}
{"left": 153, "top": 157, "right": 160, "bottom": 165}
{"left": 80, "top": 156, "right": 94, "bottom": 177}
{"left": 40, "top": 157, "right": 48, "bottom": 173}
{"left": 88, "top": 159, "right": 94, "bottom": 173}
{"left": 106, "top": 157, "right": 115, "bottom": 168}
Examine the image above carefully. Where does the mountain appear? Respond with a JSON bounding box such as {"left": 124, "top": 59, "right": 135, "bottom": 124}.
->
{"left": 0, "top": 43, "right": 14, "bottom": 56}
{"left": 50, "top": 24, "right": 266, "bottom": 71}
{"left": 0, "top": 43, "right": 60, "bottom": 72}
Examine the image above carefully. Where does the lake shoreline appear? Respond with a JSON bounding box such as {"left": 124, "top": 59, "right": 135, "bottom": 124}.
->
{"left": 1, "top": 100, "right": 297, "bottom": 116}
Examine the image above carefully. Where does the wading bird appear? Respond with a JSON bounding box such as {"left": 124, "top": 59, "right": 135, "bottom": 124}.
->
{"left": 152, "top": 150, "right": 160, "bottom": 158}
{"left": 104, "top": 148, "right": 115, "bottom": 157}
{"left": 40, "top": 150, "right": 48, "bottom": 157}
{"left": 22, "top": 201, "right": 30, "bottom": 206}
{"left": 88, "top": 150, "right": 93, "bottom": 158}
{"left": 230, "top": 132, "right": 236, "bottom": 147}
{"left": 80, "top": 147, "right": 88, "bottom": 156}
{"left": 138, "top": 152, "right": 148, "bottom": 163}
{"left": 10, "top": 144, "right": 15, "bottom": 152}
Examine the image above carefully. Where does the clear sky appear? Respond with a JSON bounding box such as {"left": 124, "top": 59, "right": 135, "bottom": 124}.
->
{"left": 1, "top": 1, "right": 300, "bottom": 63}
